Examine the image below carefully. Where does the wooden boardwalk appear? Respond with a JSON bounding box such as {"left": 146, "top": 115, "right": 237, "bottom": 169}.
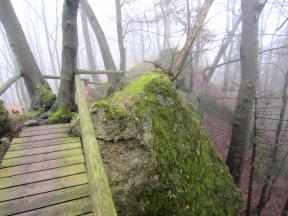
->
{"left": 0, "top": 124, "right": 93, "bottom": 216}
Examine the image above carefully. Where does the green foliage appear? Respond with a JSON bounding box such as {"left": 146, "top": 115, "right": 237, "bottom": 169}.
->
{"left": 48, "top": 107, "right": 71, "bottom": 123}
{"left": 36, "top": 85, "right": 56, "bottom": 110}
{"left": 92, "top": 71, "right": 242, "bottom": 215}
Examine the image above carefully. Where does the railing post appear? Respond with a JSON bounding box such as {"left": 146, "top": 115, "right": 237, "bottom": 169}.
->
{"left": 75, "top": 74, "right": 117, "bottom": 216}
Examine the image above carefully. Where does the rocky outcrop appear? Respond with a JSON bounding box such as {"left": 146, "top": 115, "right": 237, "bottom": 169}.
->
{"left": 71, "top": 71, "right": 241, "bottom": 215}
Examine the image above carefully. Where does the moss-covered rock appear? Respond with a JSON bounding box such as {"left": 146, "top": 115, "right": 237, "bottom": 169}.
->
{"left": 71, "top": 71, "right": 241, "bottom": 215}
{"left": 48, "top": 107, "right": 71, "bottom": 124}
{"left": 0, "top": 100, "right": 12, "bottom": 138}
{"left": 32, "top": 85, "right": 56, "bottom": 111}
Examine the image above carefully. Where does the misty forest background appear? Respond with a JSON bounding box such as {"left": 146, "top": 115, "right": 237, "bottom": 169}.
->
{"left": 0, "top": 0, "right": 288, "bottom": 215}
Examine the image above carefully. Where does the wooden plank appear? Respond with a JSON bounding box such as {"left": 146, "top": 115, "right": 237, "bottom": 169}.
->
{"left": 75, "top": 74, "right": 117, "bottom": 215}
{"left": 22, "top": 123, "right": 70, "bottom": 132}
{"left": 0, "top": 184, "right": 90, "bottom": 215}
{"left": 0, "top": 155, "right": 84, "bottom": 178}
{"left": 18, "top": 197, "right": 92, "bottom": 216}
{"left": 0, "top": 164, "right": 86, "bottom": 189}
{"left": 0, "top": 173, "right": 88, "bottom": 202}
{"left": 8, "top": 137, "right": 80, "bottom": 151}
{"left": 19, "top": 127, "right": 69, "bottom": 137}
{"left": 5, "top": 142, "right": 81, "bottom": 159}
{"left": 1, "top": 148, "right": 82, "bottom": 168}
{"left": 12, "top": 133, "right": 69, "bottom": 144}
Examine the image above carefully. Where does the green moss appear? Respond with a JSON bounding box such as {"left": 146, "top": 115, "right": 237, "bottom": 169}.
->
{"left": 48, "top": 107, "right": 71, "bottom": 123}
{"left": 36, "top": 85, "right": 56, "bottom": 110}
{"left": 92, "top": 71, "right": 242, "bottom": 215}
{"left": 27, "top": 109, "right": 44, "bottom": 117}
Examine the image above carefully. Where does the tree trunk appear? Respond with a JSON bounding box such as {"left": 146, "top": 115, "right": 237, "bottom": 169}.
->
{"left": 80, "top": 0, "right": 120, "bottom": 95}
{"left": 201, "top": 16, "right": 241, "bottom": 93}
{"left": 173, "top": 0, "right": 214, "bottom": 80}
{"left": 80, "top": 9, "right": 100, "bottom": 82}
{"left": 282, "top": 199, "right": 288, "bottom": 216}
{"left": 0, "top": 0, "right": 54, "bottom": 110}
{"left": 115, "top": 0, "right": 126, "bottom": 71}
{"left": 226, "top": 0, "right": 266, "bottom": 185}
{"left": 52, "top": 0, "right": 79, "bottom": 119}
{"left": 254, "top": 71, "right": 288, "bottom": 215}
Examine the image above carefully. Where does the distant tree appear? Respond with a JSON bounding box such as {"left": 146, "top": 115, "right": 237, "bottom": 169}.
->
{"left": 0, "top": 0, "right": 54, "bottom": 110}
{"left": 115, "top": 0, "right": 126, "bottom": 71}
{"left": 226, "top": 0, "right": 267, "bottom": 185}
{"left": 80, "top": 9, "right": 99, "bottom": 82}
{"left": 172, "top": 0, "right": 214, "bottom": 80}
{"left": 49, "top": 0, "right": 79, "bottom": 122}
{"left": 80, "top": 0, "right": 120, "bottom": 95}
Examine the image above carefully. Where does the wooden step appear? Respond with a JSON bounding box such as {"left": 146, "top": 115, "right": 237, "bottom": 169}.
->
{"left": 12, "top": 133, "right": 69, "bottom": 144}
{"left": 19, "top": 127, "right": 70, "bottom": 137}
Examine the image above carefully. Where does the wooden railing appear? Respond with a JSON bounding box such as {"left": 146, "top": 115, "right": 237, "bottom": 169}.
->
{"left": 0, "top": 71, "right": 22, "bottom": 96}
{"left": 75, "top": 71, "right": 121, "bottom": 216}
{"left": 1, "top": 69, "right": 121, "bottom": 215}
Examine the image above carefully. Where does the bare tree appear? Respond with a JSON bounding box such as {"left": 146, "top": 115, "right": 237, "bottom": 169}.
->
{"left": 80, "top": 9, "right": 99, "bottom": 82}
{"left": 80, "top": 0, "right": 120, "bottom": 95}
{"left": 115, "top": 0, "right": 126, "bottom": 71}
{"left": 0, "top": 0, "right": 54, "bottom": 110}
{"left": 172, "top": 0, "right": 214, "bottom": 81}
{"left": 226, "top": 0, "right": 267, "bottom": 185}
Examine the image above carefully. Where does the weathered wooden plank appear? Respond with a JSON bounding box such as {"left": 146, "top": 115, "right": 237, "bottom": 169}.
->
{"left": 8, "top": 137, "right": 80, "bottom": 151}
{"left": 0, "top": 173, "right": 88, "bottom": 202}
{"left": 75, "top": 74, "right": 117, "bottom": 215}
{"left": 81, "top": 213, "right": 93, "bottom": 215}
{"left": 0, "top": 164, "right": 86, "bottom": 189}
{"left": 1, "top": 148, "right": 82, "bottom": 168}
{"left": 0, "top": 155, "right": 84, "bottom": 178}
{"left": 22, "top": 123, "right": 70, "bottom": 132}
{"left": 0, "top": 184, "right": 90, "bottom": 215}
{"left": 19, "top": 127, "right": 69, "bottom": 137}
{"left": 5, "top": 142, "right": 81, "bottom": 159}
{"left": 12, "top": 132, "right": 69, "bottom": 144}
{"left": 17, "top": 197, "right": 92, "bottom": 216}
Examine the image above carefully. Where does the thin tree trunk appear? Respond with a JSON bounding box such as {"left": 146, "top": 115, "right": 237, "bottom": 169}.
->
{"left": 254, "top": 71, "right": 288, "bottom": 215}
{"left": 0, "top": 0, "right": 54, "bottom": 110}
{"left": 201, "top": 16, "right": 241, "bottom": 93}
{"left": 53, "top": 0, "right": 79, "bottom": 115}
{"left": 80, "top": 0, "right": 120, "bottom": 95}
{"left": 41, "top": 0, "right": 58, "bottom": 89}
{"left": 173, "top": 0, "right": 214, "bottom": 80}
{"left": 80, "top": 9, "right": 100, "bottom": 82}
{"left": 115, "top": 0, "right": 126, "bottom": 71}
{"left": 226, "top": 0, "right": 266, "bottom": 185}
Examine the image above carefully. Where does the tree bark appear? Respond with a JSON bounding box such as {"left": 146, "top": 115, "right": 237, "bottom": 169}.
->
{"left": 115, "top": 0, "right": 126, "bottom": 71}
{"left": 0, "top": 0, "right": 53, "bottom": 110}
{"left": 54, "top": 0, "right": 79, "bottom": 114}
{"left": 80, "top": 9, "right": 100, "bottom": 82}
{"left": 80, "top": 0, "right": 120, "bottom": 95}
{"left": 226, "top": 0, "right": 266, "bottom": 185}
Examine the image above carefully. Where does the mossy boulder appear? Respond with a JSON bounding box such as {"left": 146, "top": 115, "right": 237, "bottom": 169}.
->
{"left": 32, "top": 85, "right": 56, "bottom": 111}
{"left": 0, "top": 100, "right": 12, "bottom": 138}
{"left": 71, "top": 71, "right": 241, "bottom": 215}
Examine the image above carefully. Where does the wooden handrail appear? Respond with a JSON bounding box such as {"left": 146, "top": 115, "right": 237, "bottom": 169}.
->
{"left": 0, "top": 71, "right": 22, "bottom": 96}
{"left": 43, "top": 74, "right": 90, "bottom": 82}
{"left": 75, "top": 74, "right": 117, "bottom": 216}
{"left": 76, "top": 69, "right": 125, "bottom": 75}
